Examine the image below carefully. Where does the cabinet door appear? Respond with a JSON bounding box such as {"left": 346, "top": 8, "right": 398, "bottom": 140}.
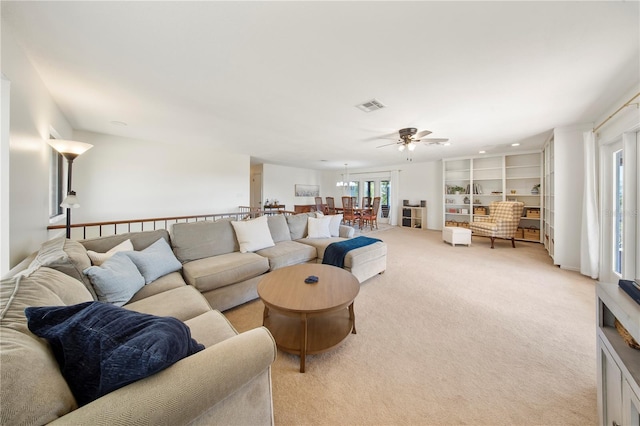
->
{"left": 601, "top": 342, "right": 623, "bottom": 426}
{"left": 623, "top": 379, "right": 640, "bottom": 426}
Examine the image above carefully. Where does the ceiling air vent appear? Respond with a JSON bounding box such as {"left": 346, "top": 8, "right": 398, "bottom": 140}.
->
{"left": 356, "top": 98, "right": 386, "bottom": 113}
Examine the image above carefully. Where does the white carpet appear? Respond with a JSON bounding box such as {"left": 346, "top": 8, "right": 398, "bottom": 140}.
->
{"left": 225, "top": 226, "right": 597, "bottom": 425}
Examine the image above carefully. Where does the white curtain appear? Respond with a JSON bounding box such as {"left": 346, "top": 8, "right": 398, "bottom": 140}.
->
{"left": 580, "top": 131, "right": 600, "bottom": 278}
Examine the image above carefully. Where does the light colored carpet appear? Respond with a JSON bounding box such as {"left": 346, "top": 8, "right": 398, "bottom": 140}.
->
{"left": 224, "top": 226, "right": 597, "bottom": 425}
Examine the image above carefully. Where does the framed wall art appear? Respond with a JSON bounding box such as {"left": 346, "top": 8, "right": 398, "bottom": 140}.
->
{"left": 294, "top": 184, "right": 319, "bottom": 197}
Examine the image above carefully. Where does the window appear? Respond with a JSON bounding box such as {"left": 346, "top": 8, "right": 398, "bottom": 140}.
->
{"left": 613, "top": 149, "right": 624, "bottom": 275}
{"left": 49, "top": 142, "right": 64, "bottom": 218}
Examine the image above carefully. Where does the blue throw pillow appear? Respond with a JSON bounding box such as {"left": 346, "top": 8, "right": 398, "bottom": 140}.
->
{"left": 83, "top": 252, "right": 145, "bottom": 306}
{"left": 25, "top": 301, "right": 205, "bottom": 406}
{"left": 123, "top": 238, "right": 182, "bottom": 284}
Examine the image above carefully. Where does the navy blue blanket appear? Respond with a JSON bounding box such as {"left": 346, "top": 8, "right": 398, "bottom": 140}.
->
{"left": 322, "top": 236, "right": 382, "bottom": 268}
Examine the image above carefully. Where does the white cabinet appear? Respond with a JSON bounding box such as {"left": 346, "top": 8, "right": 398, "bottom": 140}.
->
{"left": 443, "top": 152, "right": 542, "bottom": 240}
{"left": 401, "top": 206, "right": 427, "bottom": 230}
{"left": 597, "top": 282, "right": 640, "bottom": 426}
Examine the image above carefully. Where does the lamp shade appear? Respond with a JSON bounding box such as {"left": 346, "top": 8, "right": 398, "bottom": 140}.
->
{"left": 60, "top": 192, "right": 80, "bottom": 208}
{"left": 47, "top": 139, "right": 93, "bottom": 159}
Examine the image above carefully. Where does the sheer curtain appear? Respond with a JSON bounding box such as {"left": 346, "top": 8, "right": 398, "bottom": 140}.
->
{"left": 580, "top": 131, "right": 600, "bottom": 278}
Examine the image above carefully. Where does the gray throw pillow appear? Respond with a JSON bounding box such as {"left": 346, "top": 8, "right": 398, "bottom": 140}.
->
{"left": 267, "top": 214, "right": 292, "bottom": 243}
{"left": 123, "top": 238, "right": 182, "bottom": 284}
{"left": 83, "top": 252, "right": 145, "bottom": 306}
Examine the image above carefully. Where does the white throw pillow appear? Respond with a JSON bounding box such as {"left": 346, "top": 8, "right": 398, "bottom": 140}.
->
{"left": 87, "top": 239, "right": 134, "bottom": 266}
{"left": 327, "top": 214, "right": 343, "bottom": 237}
{"left": 231, "top": 216, "right": 275, "bottom": 253}
{"left": 307, "top": 216, "right": 332, "bottom": 239}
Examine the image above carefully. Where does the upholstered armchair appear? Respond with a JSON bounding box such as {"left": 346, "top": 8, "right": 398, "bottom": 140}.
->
{"left": 469, "top": 201, "right": 524, "bottom": 248}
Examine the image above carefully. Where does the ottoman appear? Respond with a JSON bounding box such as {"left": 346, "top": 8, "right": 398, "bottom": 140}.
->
{"left": 443, "top": 227, "right": 471, "bottom": 247}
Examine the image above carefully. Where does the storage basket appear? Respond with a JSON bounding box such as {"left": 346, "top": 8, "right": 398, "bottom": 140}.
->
{"left": 515, "top": 228, "right": 524, "bottom": 239}
{"left": 523, "top": 228, "right": 540, "bottom": 240}
{"left": 473, "top": 207, "right": 487, "bottom": 215}
{"left": 526, "top": 208, "right": 541, "bottom": 219}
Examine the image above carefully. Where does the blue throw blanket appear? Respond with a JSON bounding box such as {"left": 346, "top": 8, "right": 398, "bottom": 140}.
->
{"left": 322, "top": 236, "right": 382, "bottom": 268}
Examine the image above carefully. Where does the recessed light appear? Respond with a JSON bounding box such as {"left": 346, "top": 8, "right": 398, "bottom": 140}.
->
{"left": 511, "top": 143, "right": 520, "bottom": 147}
{"left": 479, "top": 150, "right": 486, "bottom": 154}
{"left": 443, "top": 142, "right": 451, "bottom": 146}
{"left": 110, "top": 121, "right": 127, "bottom": 126}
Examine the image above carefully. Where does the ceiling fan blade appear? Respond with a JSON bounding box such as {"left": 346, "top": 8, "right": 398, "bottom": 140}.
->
{"left": 376, "top": 132, "right": 401, "bottom": 140}
{"left": 376, "top": 142, "right": 399, "bottom": 148}
{"left": 420, "top": 138, "right": 449, "bottom": 144}
{"left": 415, "top": 129, "right": 432, "bottom": 139}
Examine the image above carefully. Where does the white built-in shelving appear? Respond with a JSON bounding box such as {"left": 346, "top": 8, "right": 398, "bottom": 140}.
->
{"left": 443, "top": 152, "right": 543, "bottom": 242}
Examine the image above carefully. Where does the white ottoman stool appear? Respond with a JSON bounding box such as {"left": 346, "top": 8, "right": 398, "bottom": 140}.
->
{"left": 443, "top": 226, "right": 472, "bottom": 247}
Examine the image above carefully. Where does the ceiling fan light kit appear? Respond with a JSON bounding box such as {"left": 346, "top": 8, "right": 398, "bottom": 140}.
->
{"left": 377, "top": 127, "right": 450, "bottom": 158}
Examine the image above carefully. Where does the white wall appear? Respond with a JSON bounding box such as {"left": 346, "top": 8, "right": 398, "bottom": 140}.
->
{"left": 262, "top": 163, "right": 322, "bottom": 209}
{"left": 71, "top": 131, "right": 250, "bottom": 222}
{"left": 2, "top": 21, "right": 74, "bottom": 269}
{"left": 397, "top": 161, "right": 442, "bottom": 230}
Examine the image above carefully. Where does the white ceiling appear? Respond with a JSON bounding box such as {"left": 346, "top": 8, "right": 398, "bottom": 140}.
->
{"left": 3, "top": 1, "right": 639, "bottom": 170}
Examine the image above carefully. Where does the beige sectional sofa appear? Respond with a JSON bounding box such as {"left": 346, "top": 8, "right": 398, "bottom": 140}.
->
{"left": 171, "top": 213, "right": 387, "bottom": 311}
{"left": 1, "top": 230, "right": 276, "bottom": 425}
{"left": 0, "top": 212, "right": 387, "bottom": 425}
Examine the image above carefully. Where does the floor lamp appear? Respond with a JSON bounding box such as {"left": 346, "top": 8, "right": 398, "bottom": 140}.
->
{"left": 47, "top": 140, "right": 93, "bottom": 238}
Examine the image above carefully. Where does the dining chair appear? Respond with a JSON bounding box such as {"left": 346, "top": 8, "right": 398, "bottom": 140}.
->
{"left": 361, "top": 197, "right": 381, "bottom": 230}
{"left": 314, "top": 196, "right": 324, "bottom": 214}
{"left": 362, "top": 196, "right": 372, "bottom": 209}
{"left": 341, "top": 196, "right": 358, "bottom": 227}
{"left": 325, "top": 197, "right": 336, "bottom": 214}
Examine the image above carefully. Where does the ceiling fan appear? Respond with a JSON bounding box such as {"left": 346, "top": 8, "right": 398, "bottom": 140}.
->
{"left": 376, "top": 128, "right": 450, "bottom": 152}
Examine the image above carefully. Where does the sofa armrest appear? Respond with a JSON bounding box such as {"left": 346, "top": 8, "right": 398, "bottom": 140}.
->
{"left": 339, "top": 225, "right": 355, "bottom": 238}
{"left": 50, "top": 327, "right": 277, "bottom": 426}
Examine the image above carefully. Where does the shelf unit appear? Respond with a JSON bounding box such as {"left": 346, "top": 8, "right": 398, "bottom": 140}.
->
{"left": 401, "top": 206, "right": 427, "bottom": 230}
{"left": 443, "top": 152, "right": 543, "bottom": 241}
{"left": 443, "top": 159, "right": 472, "bottom": 228}
{"left": 597, "top": 282, "right": 640, "bottom": 425}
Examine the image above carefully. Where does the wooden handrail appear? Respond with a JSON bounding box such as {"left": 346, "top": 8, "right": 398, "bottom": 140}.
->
{"left": 47, "top": 209, "right": 296, "bottom": 240}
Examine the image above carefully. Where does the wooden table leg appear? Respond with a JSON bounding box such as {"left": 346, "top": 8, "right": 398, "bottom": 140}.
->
{"left": 349, "top": 302, "right": 357, "bottom": 334}
{"left": 262, "top": 306, "right": 269, "bottom": 326}
{"left": 300, "top": 313, "right": 308, "bottom": 373}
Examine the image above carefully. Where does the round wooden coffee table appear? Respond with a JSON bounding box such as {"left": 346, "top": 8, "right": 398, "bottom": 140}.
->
{"left": 257, "top": 264, "right": 359, "bottom": 373}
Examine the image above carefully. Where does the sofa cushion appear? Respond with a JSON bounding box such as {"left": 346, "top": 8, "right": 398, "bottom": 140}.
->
{"left": 297, "top": 237, "right": 347, "bottom": 259}
{"left": 171, "top": 219, "right": 239, "bottom": 263}
{"left": 0, "top": 327, "right": 77, "bottom": 425}
{"left": 286, "top": 212, "right": 316, "bottom": 240}
{"left": 256, "top": 240, "right": 317, "bottom": 271}
{"left": 123, "top": 238, "right": 182, "bottom": 284}
{"left": 28, "top": 236, "right": 96, "bottom": 300}
{"left": 86, "top": 239, "right": 133, "bottom": 266}
{"left": 127, "top": 271, "right": 186, "bottom": 303}
{"left": 307, "top": 216, "right": 332, "bottom": 238}
{"left": 344, "top": 241, "right": 388, "bottom": 269}
{"left": 81, "top": 229, "right": 170, "bottom": 253}
{"left": 231, "top": 216, "right": 275, "bottom": 253}
{"left": 124, "top": 286, "right": 212, "bottom": 322}
{"left": 25, "top": 302, "right": 205, "bottom": 407}
{"left": 267, "top": 214, "right": 291, "bottom": 243}
{"left": 184, "top": 310, "right": 238, "bottom": 348}
{"left": 1, "top": 267, "right": 92, "bottom": 334}
{"left": 0, "top": 268, "right": 94, "bottom": 424}
{"left": 182, "top": 252, "right": 269, "bottom": 293}
{"left": 83, "top": 253, "right": 145, "bottom": 306}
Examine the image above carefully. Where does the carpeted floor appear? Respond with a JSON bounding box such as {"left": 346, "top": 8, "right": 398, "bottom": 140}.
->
{"left": 224, "top": 226, "right": 597, "bottom": 425}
